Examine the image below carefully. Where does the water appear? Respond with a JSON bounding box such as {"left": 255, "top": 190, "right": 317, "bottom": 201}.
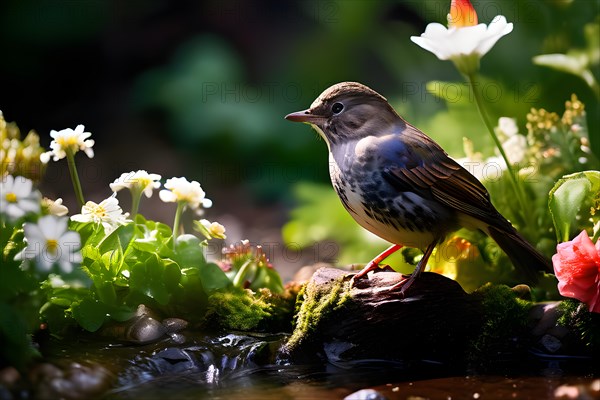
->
{"left": 41, "top": 331, "right": 598, "bottom": 399}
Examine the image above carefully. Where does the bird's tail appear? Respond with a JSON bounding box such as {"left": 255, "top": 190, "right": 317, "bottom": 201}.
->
{"left": 487, "top": 225, "right": 553, "bottom": 284}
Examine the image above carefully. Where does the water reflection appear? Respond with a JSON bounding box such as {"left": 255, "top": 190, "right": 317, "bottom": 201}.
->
{"left": 41, "top": 331, "right": 598, "bottom": 399}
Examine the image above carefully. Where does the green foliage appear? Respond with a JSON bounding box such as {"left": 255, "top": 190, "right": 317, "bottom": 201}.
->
{"left": 549, "top": 171, "right": 600, "bottom": 243}
{"left": 558, "top": 299, "right": 600, "bottom": 355}
{"left": 0, "top": 114, "right": 290, "bottom": 368}
{"left": 468, "top": 284, "right": 532, "bottom": 368}
{"left": 206, "top": 287, "right": 294, "bottom": 332}
{"left": 3, "top": 207, "right": 290, "bottom": 366}
{"left": 40, "top": 216, "right": 227, "bottom": 333}
{"left": 1, "top": 220, "right": 42, "bottom": 368}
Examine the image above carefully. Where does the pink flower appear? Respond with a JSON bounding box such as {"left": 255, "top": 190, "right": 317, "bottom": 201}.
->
{"left": 552, "top": 230, "right": 600, "bottom": 313}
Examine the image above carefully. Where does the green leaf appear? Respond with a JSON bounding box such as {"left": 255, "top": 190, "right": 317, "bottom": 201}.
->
{"left": 99, "top": 223, "right": 135, "bottom": 254}
{"left": 549, "top": 171, "right": 600, "bottom": 242}
{"left": 129, "top": 254, "right": 182, "bottom": 305}
{"left": 70, "top": 221, "right": 105, "bottom": 247}
{"left": 132, "top": 218, "right": 174, "bottom": 257}
{"left": 174, "top": 234, "right": 207, "bottom": 268}
{"left": 71, "top": 297, "right": 107, "bottom": 332}
{"left": 163, "top": 258, "right": 182, "bottom": 292}
{"left": 81, "top": 244, "right": 101, "bottom": 262}
{"left": 249, "top": 266, "right": 284, "bottom": 294}
{"left": 95, "top": 280, "right": 117, "bottom": 306}
{"left": 198, "top": 262, "right": 230, "bottom": 293}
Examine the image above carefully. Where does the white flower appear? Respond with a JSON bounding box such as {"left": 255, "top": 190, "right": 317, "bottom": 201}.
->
{"left": 71, "top": 194, "right": 130, "bottom": 234}
{"left": 195, "top": 219, "right": 227, "bottom": 240}
{"left": 18, "top": 215, "right": 82, "bottom": 274}
{"left": 411, "top": 16, "right": 513, "bottom": 60}
{"left": 495, "top": 117, "right": 527, "bottom": 165}
{"left": 410, "top": 0, "right": 512, "bottom": 75}
{"left": 42, "top": 197, "right": 69, "bottom": 216}
{"left": 159, "top": 177, "right": 212, "bottom": 210}
{"left": 498, "top": 117, "right": 518, "bottom": 137}
{"left": 0, "top": 175, "right": 41, "bottom": 221}
{"left": 501, "top": 134, "right": 527, "bottom": 165}
{"left": 110, "top": 170, "right": 162, "bottom": 198}
{"left": 40, "top": 125, "right": 95, "bottom": 163}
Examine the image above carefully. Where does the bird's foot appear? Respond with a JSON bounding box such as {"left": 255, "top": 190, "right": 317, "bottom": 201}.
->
{"left": 351, "top": 244, "right": 403, "bottom": 284}
{"left": 352, "top": 260, "right": 381, "bottom": 281}
{"left": 388, "top": 274, "right": 416, "bottom": 296}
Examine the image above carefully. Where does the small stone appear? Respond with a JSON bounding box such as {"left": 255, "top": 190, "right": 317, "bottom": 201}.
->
{"left": 510, "top": 284, "right": 531, "bottom": 301}
{"left": 30, "top": 362, "right": 112, "bottom": 400}
{"left": 531, "top": 302, "right": 561, "bottom": 336}
{"left": 344, "top": 388, "right": 388, "bottom": 400}
{"left": 127, "top": 315, "right": 167, "bottom": 344}
{"left": 162, "top": 318, "right": 188, "bottom": 333}
{"left": 540, "top": 334, "right": 562, "bottom": 353}
{"left": 293, "top": 263, "right": 332, "bottom": 283}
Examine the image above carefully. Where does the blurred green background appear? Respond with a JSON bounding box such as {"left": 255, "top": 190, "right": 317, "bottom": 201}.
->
{"left": 1, "top": 0, "right": 598, "bottom": 278}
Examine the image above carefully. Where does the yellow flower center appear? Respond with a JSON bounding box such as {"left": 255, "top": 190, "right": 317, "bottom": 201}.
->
{"left": 90, "top": 204, "right": 107, "bottom": 218}
{"left": 172, "top": 189, "right": 191, "bottom": 202}
{"left": 448, "top": 0, "right": 478, "bottom": 28}
{"left": 5, "top": 192, "right": 17, "bottom": 203}
{"left": 133, "top": 177, "right": 151, "bottom": 189}
{"left": 56, "top": 136, "right": 79, "bottom": 150}
{"left": 46, "top": 239, "right": 59, "bottom": 254}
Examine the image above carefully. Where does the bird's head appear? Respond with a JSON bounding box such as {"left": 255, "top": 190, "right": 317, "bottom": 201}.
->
{"left": 285, "top": 82, "right": 401, "bottom": 147}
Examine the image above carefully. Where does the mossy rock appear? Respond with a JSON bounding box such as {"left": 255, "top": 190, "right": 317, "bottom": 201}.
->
{"left": 281, "top": 267, "right": 599, "bottom": 370}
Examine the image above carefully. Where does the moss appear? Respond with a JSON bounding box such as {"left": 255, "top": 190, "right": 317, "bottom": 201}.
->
{"left": 285, "top": 273, "right": 352, "bottom": 351}
{"left": 467, "top": 284, "right": 533, "bottom": 367}
{"left": 205, "top": 286, "right": 298, "bottom": 332}
{"left": 557, "top": 299, "right": 599, "bottom": 355}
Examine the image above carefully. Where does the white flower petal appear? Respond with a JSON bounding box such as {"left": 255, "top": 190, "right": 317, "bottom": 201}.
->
{"left": 411, "top": 15, "right": 513, "bottom": 61}
{"left": 42, "top": 125, "right": 95, "bottom": 162}
{"left": 23, "top": 223, "right": 45, "bottom": 247}
{"left": 21, "top": 215, "right": 81, "bottom": 274}
{"left": 58, "top": 231, "right": 82, "bottom": 250}
{"left": 58, "top": 260, "right": 74, "bottom": 274}
{"left": 159, "top": 190, "right": 178, "bottom": 203}
{"left": 498, "top": 117, "right": 518, "bottom": 137}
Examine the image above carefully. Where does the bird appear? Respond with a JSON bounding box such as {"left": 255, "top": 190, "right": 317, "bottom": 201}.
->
{"left": 285, "top": 81, "right": 551, "bottom": 294}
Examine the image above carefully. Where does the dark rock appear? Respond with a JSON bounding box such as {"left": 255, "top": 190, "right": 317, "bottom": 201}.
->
{"left": 283, "top": 267, "right": 481, "bottom": 365}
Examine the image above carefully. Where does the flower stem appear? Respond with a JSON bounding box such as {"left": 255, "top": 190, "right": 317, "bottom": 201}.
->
{"left": 172, "top": 202, "right": 185, "bottom": 242}
{"left": 65, "top": 149, "right": 85, "bottom": 208}
{"left": 130, "top": 190, "right": 142, "bottom": 221}
{"left": 465, "top": 73, "right": 533, "bottom": 228}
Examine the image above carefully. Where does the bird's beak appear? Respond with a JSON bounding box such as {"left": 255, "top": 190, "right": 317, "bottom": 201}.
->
{"left": 285, "top": 109, "right": 325, "bottom": 123}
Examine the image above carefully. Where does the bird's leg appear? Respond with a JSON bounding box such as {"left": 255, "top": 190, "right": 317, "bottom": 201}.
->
{"left": 353, "top": 244, "right": 403, "bottom": 280}
{"left": 390, "top": 240, "right": 437, "bottom": 294}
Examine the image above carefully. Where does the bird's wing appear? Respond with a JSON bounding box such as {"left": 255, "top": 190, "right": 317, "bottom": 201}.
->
{"left": 380, "top": 124, "right": 507, "bottom": 228}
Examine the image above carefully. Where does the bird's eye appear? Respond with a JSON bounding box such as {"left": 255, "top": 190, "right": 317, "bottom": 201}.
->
{"left": 331, "top": 102, "right": 344, "bottom": 114}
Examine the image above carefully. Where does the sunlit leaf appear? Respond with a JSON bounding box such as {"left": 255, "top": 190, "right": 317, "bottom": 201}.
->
{"left": 549, "top": 171, "right": 600, "bottom": 242}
